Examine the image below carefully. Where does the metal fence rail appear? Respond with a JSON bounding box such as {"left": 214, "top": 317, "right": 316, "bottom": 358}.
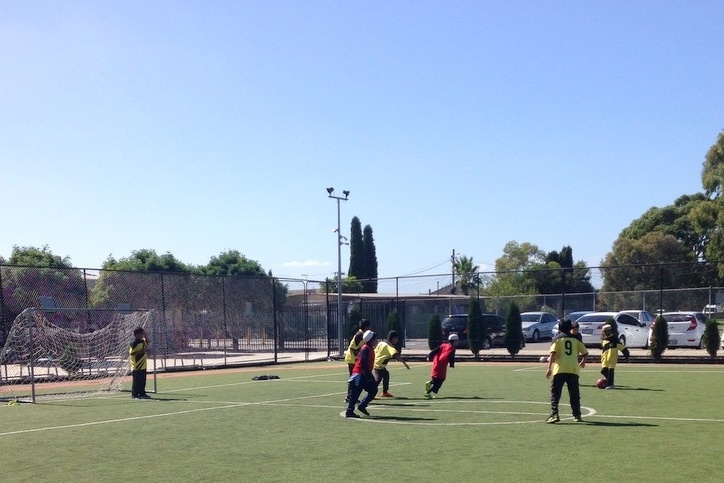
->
{"left": 1, "top": 263, "right": 723, "bottom": 371}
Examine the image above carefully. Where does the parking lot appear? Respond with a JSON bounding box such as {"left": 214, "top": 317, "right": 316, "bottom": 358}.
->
{"left": 401, "top": 339, "right": 716, "bottom": 361}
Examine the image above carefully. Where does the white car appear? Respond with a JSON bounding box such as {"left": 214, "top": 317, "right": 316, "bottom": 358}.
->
{"left": 550, "top": 311, "right": 594, "bottom": 338}
{"left": 576, "top": 311, "right": 650, "bottom": 348}
{"left": 520, "top": 312, "right": 558, "bottom": 342}
{"left": 649, "top": 312, "right": 708, "bottom": 348}
{"left": 618, "top": 309, "right": 656, "bottom": 328}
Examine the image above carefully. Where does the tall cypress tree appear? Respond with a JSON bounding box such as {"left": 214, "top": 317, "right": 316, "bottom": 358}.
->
{"left": 363, "top": 224, "right": 378, "bottom": 293}
{"left": 348, "top": 216, "right": 365, "bottom": 283}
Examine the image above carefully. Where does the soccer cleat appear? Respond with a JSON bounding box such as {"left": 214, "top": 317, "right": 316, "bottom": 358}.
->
{"left": 382, "top": 392, "right": 394, "bottom": 398}
{"left": 605, "top": 386, "right": 614, "bottom": 390}
{"left": 345, "top": 411, "right": 360, "bottom": 418}
{"left": 573, "top": 416, "right": 583, "bottom": 422}
{"left": 424, "top": 381, "right": 432, "bottom": 393}
{"left": 357, "top": 406, "right": 370, "bottom": 416}
{"left": 423, "top": 392, "right": 434, "bottom": 399}
{"left": 139, "top": 394, "right": 152, "bottom": 399}
{"left": 546, "top": 414, "right": 560, "bottom": 424}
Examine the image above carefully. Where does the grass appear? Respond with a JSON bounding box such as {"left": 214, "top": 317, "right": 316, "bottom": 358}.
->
{"left": 1, "top": 360, "right": 723, "bottom": 482}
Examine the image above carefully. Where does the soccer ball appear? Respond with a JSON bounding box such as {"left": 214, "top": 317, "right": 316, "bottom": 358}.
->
{"left": 539, "top": 356, "right": 548, "bottom": 363}
{"left": 596, "top": 377, "right": 608, "bottom": 389}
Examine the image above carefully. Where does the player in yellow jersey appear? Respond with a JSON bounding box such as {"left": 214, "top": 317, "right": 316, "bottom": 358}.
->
{"left": 545, "top": 319, "right": 588, "bottom": 423}
{"left": 373, "top": 330, "right": 410, "bottom": 397}
{"left": 129, "top": 327, "right": 151, "bottom": 400}
{"left": 600, "top": 324, "right": 629, "bottom": 389}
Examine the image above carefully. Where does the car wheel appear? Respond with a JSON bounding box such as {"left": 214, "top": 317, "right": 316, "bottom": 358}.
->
{"left": 532, "top": 330, "right": 539, "bottom": 343}
{"left": 698, "top": 338, "right": 705, "bottom": 349}
{"left": 482, "top": 337, "right": 492, "bottom": 350}
{"left": 619, "top": 335, "right": 626, "bottom": 346}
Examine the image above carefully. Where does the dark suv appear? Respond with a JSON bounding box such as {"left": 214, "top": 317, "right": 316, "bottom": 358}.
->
{"left": 440, "top": 313, "right": 516, "bottom": 350}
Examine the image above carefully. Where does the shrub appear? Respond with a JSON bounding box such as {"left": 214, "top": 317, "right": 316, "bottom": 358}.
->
{"left": 505, "top": 302, "right": 523, "bottom": 357}
{"left": 386, "top": 309, "right": 402, "bottom": 352}
{"left": 702, "top": 318, "right": 720, "bottom": 357}
{"left": 428, "top": 314, "right": 443, "bottom": 350}
{"left": 650, "top": 315, "right": 668, "bottom": 361}
{"left": 468, "top": 297, "right": 484, "bottom": 359}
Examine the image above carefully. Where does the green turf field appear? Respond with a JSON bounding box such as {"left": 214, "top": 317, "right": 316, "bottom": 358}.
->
{"left": 1, "top": 360, "right": 721, "bottom": 482}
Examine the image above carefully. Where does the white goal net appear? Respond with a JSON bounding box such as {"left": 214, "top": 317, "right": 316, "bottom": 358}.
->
{"left": 0, "top": 308, "right": 154, "bottom": 403}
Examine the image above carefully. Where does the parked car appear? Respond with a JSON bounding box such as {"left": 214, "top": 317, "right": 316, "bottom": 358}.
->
{"left": 520, "top": 312, "right": 558, "bottom": 342}
{"left": 576, "top": 311, "right": 650, "bottom": 348}
{"left": 649, "top": 311, "right": 708, "bottom": 348}
{"left": 440, "top": 313, "right": 522, "bottom": 350}
{"left": 566, "top": 311, "right": 594, "bottom": 322}
{"left": 551, "top": 311, "right": 594, "bottom": 338}
{"left": 619, "top": 309, "right": 656, "bottom": 328}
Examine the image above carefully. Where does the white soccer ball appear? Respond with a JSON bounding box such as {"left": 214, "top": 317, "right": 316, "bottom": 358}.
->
{"left": 540, "top": 356, "right": 548, "bottom": 363}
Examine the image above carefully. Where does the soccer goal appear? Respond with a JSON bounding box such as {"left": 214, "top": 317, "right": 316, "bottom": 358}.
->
{"left": 0, "top": 307, "right": 155, "bottom": 403}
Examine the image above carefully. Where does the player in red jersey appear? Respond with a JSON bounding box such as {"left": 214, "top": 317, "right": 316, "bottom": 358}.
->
{"left": 423, "top": 333, "right": 458, "bottom": 398}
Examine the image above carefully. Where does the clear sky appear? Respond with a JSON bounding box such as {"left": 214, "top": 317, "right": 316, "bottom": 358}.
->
{"left": 2, "top": 1, "right": 723, "bottom": 293}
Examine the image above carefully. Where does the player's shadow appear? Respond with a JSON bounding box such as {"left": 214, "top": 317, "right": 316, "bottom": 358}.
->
{"left": 589, "top": 386, "right": 663, "bottom": 392}
{"left": 392, "top": 396, "right": 494, "bottom": 401}
{"left": 581, "top": 420, "right": 658, "bottom": 427}
{"left": 369, "top": 415, "right": 437, "bottom": 422}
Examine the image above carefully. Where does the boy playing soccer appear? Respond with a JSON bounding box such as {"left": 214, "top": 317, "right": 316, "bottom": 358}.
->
{"left": 374, "top": 330, "right": 410, "bottom": 397}
{"left": 545, "top": 319, "right": 588, "bottom": 423}
{"left": 423, "top": 333, "right": 458, "bottom": 398}
{"left": 345, "top": 330, "right": 379, "bottom": 418}
{"left": 600, "top": 324, "right": 630, "bottom": 389}
{"left": 130, "top": 327, "right": 151, "bottom": 400}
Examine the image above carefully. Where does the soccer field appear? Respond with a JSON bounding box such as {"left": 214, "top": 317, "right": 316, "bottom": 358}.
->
{"left": 1, "top": 361, "right": 721, "bottom": 482}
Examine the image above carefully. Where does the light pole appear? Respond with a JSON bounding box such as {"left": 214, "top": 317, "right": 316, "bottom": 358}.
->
{"left": 327, "top": 187, "right": 349, "bottom": 356}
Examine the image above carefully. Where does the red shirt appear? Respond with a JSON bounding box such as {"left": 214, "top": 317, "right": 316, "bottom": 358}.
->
{"left": 429, "top": 342, "right": 456, "bottom": 380}
{"left": 352, "top": 343, "right": 375, "bottom": 378}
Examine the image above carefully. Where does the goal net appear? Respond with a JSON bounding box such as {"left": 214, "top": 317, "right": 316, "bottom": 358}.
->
{"left": 0, "top": 308, "right": 154, "bottom": 403}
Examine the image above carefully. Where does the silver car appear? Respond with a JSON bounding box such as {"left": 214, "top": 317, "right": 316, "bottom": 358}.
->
{"left": 520, "top": 312, "right": 558, "bottom": 342}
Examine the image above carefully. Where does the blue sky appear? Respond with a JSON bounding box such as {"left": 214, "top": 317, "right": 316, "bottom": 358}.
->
{"left": 1, "top": 1, "right": 723, "bottom": 293}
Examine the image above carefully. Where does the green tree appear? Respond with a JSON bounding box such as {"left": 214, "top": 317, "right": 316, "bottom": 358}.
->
{"left": 701, "top": 129, "right": 724, "bottom": 199}
{"left": 348, "top": 217, "right": 365, "bottom": 285}
{"left": 197, "top": 250, "right": 266, "bottom": 276}
{"left": 348, "top": 306, "right": 362, "bottom": 338}
{"left": 427, "top": 314, "right": 443, "bottom": 350}
{"left": 600, "top": 232, "right": 699, "bottom": 309}
{"left": 2, "top": 246, "right": 85, "bottom": 324}
{"left": 453, "top": 254, "right": 479, "bottom": 296}
{"left": 103, "top": 249, "right": 190, "bottom": 273}
{"left": 9, "top": 245, "right": 73, "bottom": 268}
{"left": 504, "top": 302, "right": 524, "bottom": 357}
{"left": 322, "top": 275, "right": 363, "bottom": 294}
{"left": 702, "top": 318, "right": 721, "bottom": 357}
{"left": 650, "top": 315, "right": 668, "bottom": 361}
{"left": 362, "top": 224, "right": 378, "bottom": 293}
{"left": 485, "top": 242, "right": 544, "bottom": 299}
{"left": 467, "top": 297, "right": 484, "bottom": 359}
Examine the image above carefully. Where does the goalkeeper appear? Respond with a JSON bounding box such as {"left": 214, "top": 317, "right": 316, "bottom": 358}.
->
{"left": 130, "top": 327, "right": 151, "bottom": 400}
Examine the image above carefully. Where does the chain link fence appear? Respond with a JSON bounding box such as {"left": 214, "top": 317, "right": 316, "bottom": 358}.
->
{"left": 1, "top": 263, "right": 722, "bottom": 369}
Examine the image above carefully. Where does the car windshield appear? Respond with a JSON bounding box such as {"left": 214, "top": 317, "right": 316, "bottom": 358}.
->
{"left": 578, "top": 315, "right": 612, "bottom": 323}
{"left": 521, "top": 314, "right": 540, "bottom": 322}
{"left": 663, "top": 314, "right": 695, "bottom": 322}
